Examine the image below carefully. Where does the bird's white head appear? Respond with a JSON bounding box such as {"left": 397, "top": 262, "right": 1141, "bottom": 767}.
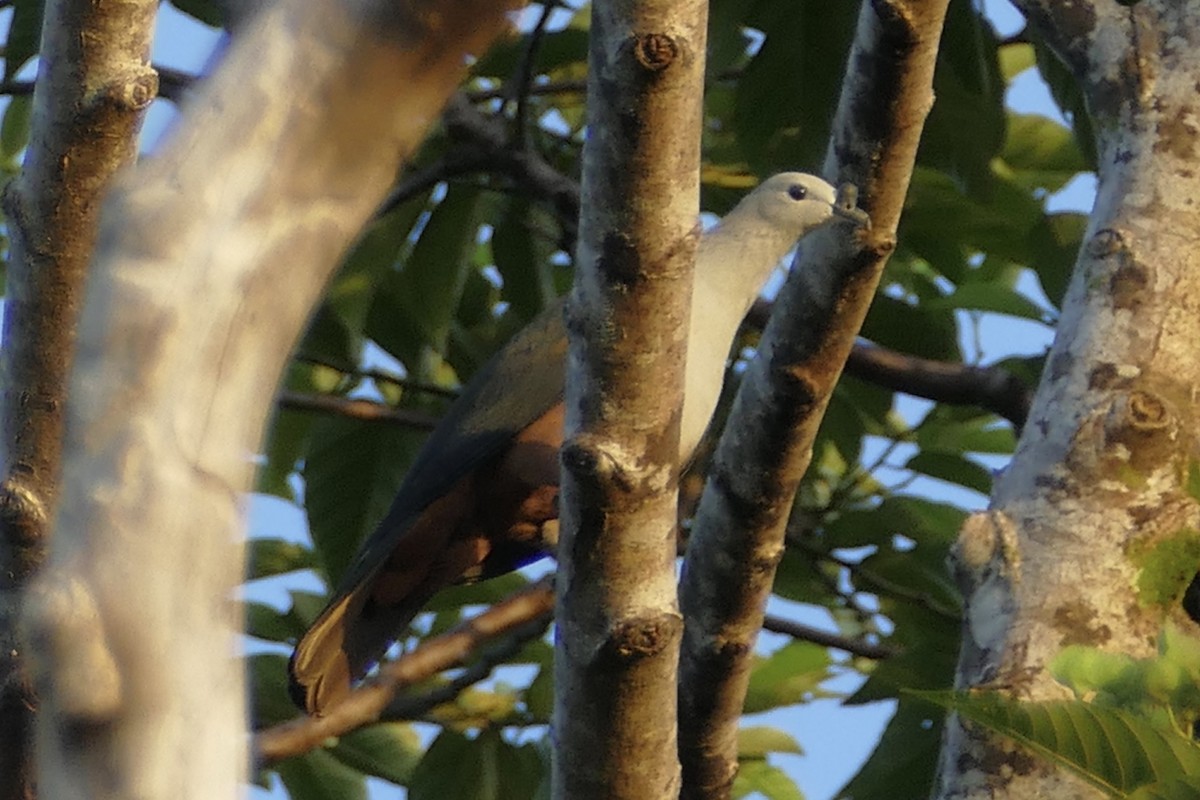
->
{"left": 735, "top": 172, "right": 870, "bottom": 240}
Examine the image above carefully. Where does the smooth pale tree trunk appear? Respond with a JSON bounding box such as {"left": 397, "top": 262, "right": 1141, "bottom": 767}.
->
{"left": 19, "top": 1, "right": 519, "bottom": 797}
{"left": 935, "top": 2, "right": 1200, "bottom": 797}
{"left": 554, "top": 1, "right": 708, "bottom": 797}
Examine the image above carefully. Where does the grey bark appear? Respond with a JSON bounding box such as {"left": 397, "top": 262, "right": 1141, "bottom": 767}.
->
{"left": 676, "top": 1, "right": 951, "bottom": 797}
{"left": 553, "top": 0, "right": 709, "bottom": 798}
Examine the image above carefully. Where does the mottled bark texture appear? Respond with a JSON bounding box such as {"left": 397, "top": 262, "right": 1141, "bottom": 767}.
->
{"left": 553, "top": 1, "right": 708, "bottom": 798}
{"left": 935, "top": 2, "right": 1200, "bottom": 797}
{"left": 676, "top": 1, "right": 950, "bottom": 798}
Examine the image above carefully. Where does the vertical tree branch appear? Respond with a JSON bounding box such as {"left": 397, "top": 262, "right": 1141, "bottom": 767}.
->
{"left": 676, "top": 1, "right": 951, "bottom": 797}
{"left": 19, "top": 0, "right": 518, "bottom": 796}
{"left": 0, "top": 1, "right": 158, "bottom": 798}
{"left": 935, "top": 3, "right": 1200, "bottom": 797}
{"left": 553, "top": 0, "right": 708, "bottom": 797}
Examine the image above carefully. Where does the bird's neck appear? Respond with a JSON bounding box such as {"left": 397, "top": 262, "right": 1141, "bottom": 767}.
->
{"left": 676, "top": 216, "right": 797, "bottom": 460}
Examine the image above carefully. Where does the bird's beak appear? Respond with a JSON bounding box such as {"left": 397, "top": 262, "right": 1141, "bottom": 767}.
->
{"left": 831, "top": 182, "right": 871, "bottom": 229}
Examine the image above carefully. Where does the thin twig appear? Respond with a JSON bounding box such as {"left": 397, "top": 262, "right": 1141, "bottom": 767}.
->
{"left": 761, "top": 614, "right": 896, "bottom": 660}
{"left": 292, "top": 353, "right": 461, "bottom": 400}
{"left": 254, "top": 577, "right": 555, "bottom": 766}
{"left": 380, "top": 616, "right": 549, "bottom": 721}
{"left": 508, "top": 0, "right": 557, "bottom": 137}
{"left": 278, "top": 391, "right": 439, "bottom": 429}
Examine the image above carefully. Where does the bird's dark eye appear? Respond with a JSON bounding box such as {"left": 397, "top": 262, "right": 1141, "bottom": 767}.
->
{"left": 787, "top": 184, "right": 807, "bottom": 201}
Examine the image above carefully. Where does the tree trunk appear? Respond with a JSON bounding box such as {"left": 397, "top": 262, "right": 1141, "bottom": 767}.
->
{"left": 935, "top": 2, "right": 1200, "bottom": 796}
{"left": 20, "top": 1, "right": 518, "bottom": 796}
{"left": 553, "top": 1, "right": 708, "bottom": 797}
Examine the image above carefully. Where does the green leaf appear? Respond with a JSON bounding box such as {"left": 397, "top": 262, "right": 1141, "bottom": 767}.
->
{"left": 247, "top": 653, "right": 302, "bottom": 728}
{"left": 860, "top": 294, "right": 961, "bottom": 362}
{"left": 246, "top": 600, "right": 306, "bottom": 644}
{"left": 733, "top": 2, "right": 856, "bottom": 172}
{"left": 917, "top": 0, "right": 1005, "bottom": 197}
{"left": 738, "top": 726, "right": 804, "bottom": 758}
{"left": 999, "top": 42, "right": 1036, "bottom": 83}
{"left": 329, "top": 723, "right": 424, "bottom": 786}
{"left": 397, "top": 186, "right": 485, "bottom": 351}
{"left": 256, "top": 408, "right": 312, "bottom": 501}
{"left": 825, "top": 496, "right": 967, "bottom": 550}
{"left": 837, "top": 697, "right": 945, "bottom": 800}
{"left": 904, "top": 451, "right": 994, "bottom": 494}
{"left": 524, "top": 664, "right": 554, "bottom": 724}
{"left": 732, "top": 760, "right": 804, "bottom": 800}
{"left": 1129, "top": 776, "right": 1200, "bottom": 800}
{"left": 1028, "top": 211, "right": 1086, "bottom": 310}
{"left": 5, "top": 0, "right": 45, "bottom": 81}
{"left": 913, "top": 693, "right": 1200, "bottom": 795}
{"left": 915, "top": 409, "right": 1018, "bottom": 455}
{"left": 472, "top": 27, "right": 589, "bottom": 82}
{"left": 302, "top": 416, "right": 426, "bottom": 586}
{"left": 0, "top": 96, "right": 32, "bottom": 164}
{"left": 331, "top": 197, "right": 429, "bottom": 338}
{"left": 1130, "top": 529, "right": 1200, "bottom": 608}
{"left": 248, "top": 537, "right": 314, "bottom": 580}
{"left": 1001, "top": 112, "right": 1087, "bottom": 194}
{"left": 743, "top": 642, "right": 833, "bottom": 713}
{"left": 409, "top": 730, "right": 544, "bottom": 800}
{"left": 924, "top": 281, "right": 1052, "bottom": 323}
{"left": 1031, "top": 33, "right": 1098, "bottom": 170}
{"left": 492, "top": 196, "right": 563, "bottom": 322}
{"left": 289, "top": 590, "right": 331, "bottom": 629}
{"left": 275, "top": 747, "right": 368, "bottom": 800}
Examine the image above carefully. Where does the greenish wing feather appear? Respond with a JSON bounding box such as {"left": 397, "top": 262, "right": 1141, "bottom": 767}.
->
{"left": 331, "top": 299, "right": 569, "bottom": 595}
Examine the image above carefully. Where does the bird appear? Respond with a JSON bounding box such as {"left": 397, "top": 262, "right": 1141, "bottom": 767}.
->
{"left": 289, "top": 172, "right": 870, "bottom": 714}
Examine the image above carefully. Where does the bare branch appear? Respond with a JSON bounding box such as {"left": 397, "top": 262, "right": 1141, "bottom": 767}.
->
{"left": 846, "top": 345, "right": 1031, "bottom": 428}
{"left": 254, "top": 578, "right": 554, "bottom": 766}
{"left": 749, "top": 297, "right": 1033, "bottom": 426}
{"left": 677, "top": 1, "right": 952, "bottom": 797}
{"left": 554, "top": 1, "right": 709, "bottom": 797}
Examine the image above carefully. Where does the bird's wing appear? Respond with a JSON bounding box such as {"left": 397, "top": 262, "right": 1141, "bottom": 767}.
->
{"left": 290, "top": 300, "right": 568, "bottom": 713}
{"left": 330, "top": 297, "right": 568, "bottom": 595}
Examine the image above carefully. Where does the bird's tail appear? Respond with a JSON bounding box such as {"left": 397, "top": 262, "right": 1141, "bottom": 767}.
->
{"left": 288, "top": 583, "right": 428, "bottom": 715}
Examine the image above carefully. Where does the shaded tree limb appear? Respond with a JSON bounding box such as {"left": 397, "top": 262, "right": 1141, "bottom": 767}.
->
{"left": 675, "top": 1, "right": 952, "bottom": 798}
{"left": 19, "top": 1, "right": 520, "bottom": 796}
{"left": 254, "top": 577, "right": 555, "bottom": 766}
{"left": 748, "top": 298, "right": 1033, "bottom": 427}
{"left": 0, "top": 1, "right": 158, "bottom": 797}
{"left": 291, "top": 353, "right": 461, "bottom": 399}
{"left": 846, "top": 344, "right": 1031, "bottom": 429}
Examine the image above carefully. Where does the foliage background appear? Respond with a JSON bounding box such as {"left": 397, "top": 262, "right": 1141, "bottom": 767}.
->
{"left": 0, "top": 0, "right": 1105, "bottom": 797}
